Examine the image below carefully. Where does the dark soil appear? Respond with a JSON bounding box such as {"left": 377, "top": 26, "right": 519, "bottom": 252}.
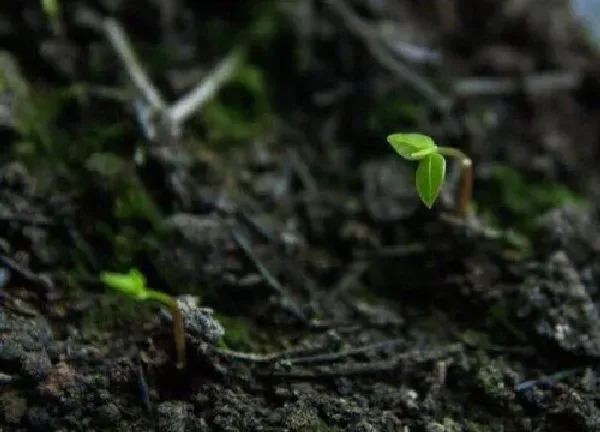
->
{"left": 3, "top": 1, "right": 600, "bottom": 431}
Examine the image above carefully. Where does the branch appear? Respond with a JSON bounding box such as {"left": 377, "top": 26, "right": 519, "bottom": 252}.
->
{"left": 168, "top": 49, "right": 241, "bottom": 124}
{"left": 103, "top": 18, "right": 167, "bottom": 112}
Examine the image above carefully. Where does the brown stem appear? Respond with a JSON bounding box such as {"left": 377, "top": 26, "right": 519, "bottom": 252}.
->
{"left": 169, "top": 303, "right": 186, "bottom": 369}
{"left": 437, "top": 147, "right": 473, "bottom": 219}
{"left": 148, "top": 291, "right": 187, "bottom": 369}
{"left": 458, "top": 158, "right": 472, "bottom": 219}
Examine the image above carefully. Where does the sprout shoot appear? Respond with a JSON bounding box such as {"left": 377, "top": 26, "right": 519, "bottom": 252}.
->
{"left": 386, "top": 133, "right": 473, "bottom": 217}
{"left": 100, "top": 268, "right": 186, "bottom": 369}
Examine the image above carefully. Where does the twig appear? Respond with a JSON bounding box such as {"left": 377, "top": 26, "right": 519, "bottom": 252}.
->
{"left": 236, "top": 210, "right": 277, "bottom": 244}
{"left": 103, "top": 18, "right": 167, "bottom": 113}
{"left": 383, "top": 40, "right": 442, "bottom": 66}
{"left": 281, "top": 337, "right": 406, "bottom": 366}
{"left": 325, "top": 260, "right": 371, "bottom": 302}
{"left": 514, "top": 368, "right": 581, "bottom": 392}
{"left": 453, "top": 71, "right": 582, "bottom": 97}
{"left": 207, "top": 336, "right": 407, "bottom": 368}
{"left": 263, "top": 343, "right": 463, "bottom": 378}
{"left": 439, "top": 212, "right": 503, "bottom": 240}
{"left": 168, "top": 50, "right": 241, "bottom": 124}
{"left": 136, "top": 355, "right": 155, "bottom": 424}
{"left": 234, "top": 204, "right": 322, "bottom": 303}
{"left": 324, "top": 0, "right": 452, "bottom": 113}
{"left": 70, "top": 83, "right": 130, "bottom": 102}
{"left": 205, "top": 336, "right": 337, "bottom": 364}
{"left": 229, "top": 225, "right": 308, "bottom": 324}
{"left": 354, "top": 243, "right": 426, "bottom": 259}
{"left": 0, "top": 214, "right": 54, "bottom": 227}
{"left": 66, "top": 224, "right": 101, "bottom": 272}
{"left": 209, "top": 346, "right": 281, "bottom": 363}
{"left": 0, "top": 253, "right": 45, "bottom": 287}
{"left": 89, "top": 14, "right": 240, "bottom": 144}
{"left": 287, "top": 147, "right": 318, "bottom": 194}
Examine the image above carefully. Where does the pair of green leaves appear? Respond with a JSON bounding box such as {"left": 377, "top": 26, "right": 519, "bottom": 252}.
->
{"left": 386, "top": 133, "right": 446, "bottom": 209}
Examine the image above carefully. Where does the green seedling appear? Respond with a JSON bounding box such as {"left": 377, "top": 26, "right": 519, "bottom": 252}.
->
{"left": 100, "top": 268, "right": 186, "bottom": 369}
{"left": 41, "top": 0, "right": 59, "bottom": 19}
{"left": 386, "top": 133, "right": 473, "bottom": 217}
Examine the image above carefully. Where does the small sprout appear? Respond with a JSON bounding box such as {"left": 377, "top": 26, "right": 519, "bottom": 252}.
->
{"left": 386, "top": 133, "right": 473, "bottom": 217}
{"left": 100, "top": 268, "right": 186, "bottom": 369}
{"left": 40, "top": 0, "right": 63, "bottom": 36}
{"left": 41, "top": 0, "right": 60, "bottom": 19}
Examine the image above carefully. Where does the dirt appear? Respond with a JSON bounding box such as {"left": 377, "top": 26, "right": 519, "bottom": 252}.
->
{"left": 3, "top": 0, "right": 600, "bottom": 431}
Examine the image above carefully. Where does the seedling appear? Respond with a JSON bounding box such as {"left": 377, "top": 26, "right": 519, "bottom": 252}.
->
{"left": 386, "top": 133, "right": 473, "bottom": 217}
{"left": 100, "top": 268, "right": 186, "bottom": 369}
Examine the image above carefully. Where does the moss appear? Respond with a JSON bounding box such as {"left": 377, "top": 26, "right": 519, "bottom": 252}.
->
{"left": 216, "top": 314, "right": 253, "bottom": 350}
{"left": 474, "top": 166, "right": 587, "bottom": 258}
{"left": 182, "top": 2, "right": 299, "bottom": 152}
{"left": 1, "top": 55, "right": 156, "bottom": 291}
{"left": 84, "top": 152, "right": 163, "bottom": 269}
{"left": 7, "top": 85, "right": 71, "bottom": 168}
{"left": 476, "top": 166, "right": 586, "bottom": 234}
{"left": 367, "top": 94, "right": 423, "bottom": 134}
{"left": 0, "top": 62, "right": 118, "bottom": 172}
{"left": 113, "top": 178, "right": 163, "bottom": 227}
{"left": 200, "top": 59, "right": 275, "bottom": 150}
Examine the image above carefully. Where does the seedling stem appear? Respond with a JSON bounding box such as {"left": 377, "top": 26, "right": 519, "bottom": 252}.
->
{"left": 100, "top": 269, "right": 186, "bottom": 369}
{"left": 437, "top": 147, "right": 473, "bottom": 218}
{"left": 146, "top": 292, "right": 186, "bottom": 370}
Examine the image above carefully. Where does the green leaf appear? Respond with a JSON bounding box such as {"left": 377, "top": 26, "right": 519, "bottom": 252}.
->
{"left": 100, "top": 268, "right": 149, "bottom": 301}
{"left": 386, "top": 133, "right": 437, "bottom": 160}
{"left": 416, "top": 153, "right": 446, "bottom": 208}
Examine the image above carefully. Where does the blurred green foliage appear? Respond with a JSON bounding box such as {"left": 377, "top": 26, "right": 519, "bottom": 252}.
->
{"left": 477, "top": 166, "right": 586, "bottom": 234}
{"left": 475, "top": 166, "right": 587, "bottom": 258}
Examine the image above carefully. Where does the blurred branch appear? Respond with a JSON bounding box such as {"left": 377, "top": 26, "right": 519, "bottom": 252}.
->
{"left": 168, "top": 50, "right": 241, "bottom": 125}
{"left": 324, "top": 0, "right": 452, "bottom": 113}
{"left": 453, "top": 71, "right": 582, "bottom": 97}
{"left": 76, "top": 8, "right": 240, "bottom": 145}
{"left": 103, "top": 18, "right": 168, "bottom": 113}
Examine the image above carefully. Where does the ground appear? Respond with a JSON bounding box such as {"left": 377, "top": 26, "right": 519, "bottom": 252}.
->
{"left": 2, "top": 0, "right": 600, "bottom": 431}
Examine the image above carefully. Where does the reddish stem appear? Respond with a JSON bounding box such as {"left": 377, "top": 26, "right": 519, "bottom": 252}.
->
{"left": 458, "top": 158, "right": 472, "bottom": 219}
{"left": 169, "top": 303, "right": 186, "bottom": 369}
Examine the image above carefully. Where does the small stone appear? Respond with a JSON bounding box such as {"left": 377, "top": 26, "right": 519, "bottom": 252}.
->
{"left": 171, "top": 295, "right": 225, "bottom": 345}
{"left": 536, "top": 204, "right": 596, "bottom": 264}
{"left": 0, "top": 373, "right": 14, "bottom": 385}
{"left": 0, "top": 391, "right": 27, "bottom": 424}
{"left": 517, "top": 251, "right": 600, "bottom": 357}
{"left": 157, "top": 401, "right": 194, "bottom": 432}
{"left": 0, "top": 311, "right": 53, "bottom": 362}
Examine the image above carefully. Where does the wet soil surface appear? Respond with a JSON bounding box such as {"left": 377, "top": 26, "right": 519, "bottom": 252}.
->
{"left": 3, "top": 1, "right": 600, "bottom": 431}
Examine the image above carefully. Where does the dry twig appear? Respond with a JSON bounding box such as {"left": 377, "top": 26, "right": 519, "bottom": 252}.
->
{"left": 77, "top": 10, "right": 240, "bottom": 145}
{"left": 324, "top": 0, "right": 452, "bottom": 113}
